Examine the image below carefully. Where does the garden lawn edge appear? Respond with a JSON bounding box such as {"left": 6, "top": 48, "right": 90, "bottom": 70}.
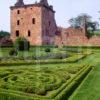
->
{"left": 68, "top": 66, "right": 94, "bottom": 100}
{"left": 54, "top": 65, "right": 93, "bottom": 100}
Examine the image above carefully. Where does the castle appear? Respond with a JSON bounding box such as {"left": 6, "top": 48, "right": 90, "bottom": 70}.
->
{"left": 10, "top": 0, "right": 57, "bottom": 45}
{"left": 10, "top": 0, "right": 100, "bottom": 46}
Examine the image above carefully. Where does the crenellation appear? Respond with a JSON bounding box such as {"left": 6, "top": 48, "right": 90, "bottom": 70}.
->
{"left": 15, "top": 0, "right": 24, "bottom": 6}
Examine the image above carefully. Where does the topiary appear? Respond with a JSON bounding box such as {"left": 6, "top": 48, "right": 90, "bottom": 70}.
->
{"left": 9, "top": 49, "right": 18, "bottom": 56}
{"left": 45, "top": 48, "right": 51, "bottom": 52}
{"left": 14, "top": 37, "right": 30, "bottom": 51}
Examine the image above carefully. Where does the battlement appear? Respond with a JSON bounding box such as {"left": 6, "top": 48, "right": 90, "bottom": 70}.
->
{"left": 10, "top": 0, "right": 55, "bottom": 13}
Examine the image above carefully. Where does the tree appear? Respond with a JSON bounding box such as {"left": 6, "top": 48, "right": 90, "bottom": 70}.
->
{"left": 69, "top": 14, "right": 91, "bottom": 27}
{"left": 0, "top": 31, "right": 10, "bottom": 38}
{"left": 68, "top": 14, "right": 98, "bottom": 31}
{"left": 87, "top": 21, "right": 99, "bottom": 32}
{"left": 69, "top": 18, "right": 79, "bottom": 28}
{"left": 68, "top": 14, "right": 99, "bottom": 38}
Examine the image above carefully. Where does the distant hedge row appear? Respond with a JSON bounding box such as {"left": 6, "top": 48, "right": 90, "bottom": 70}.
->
{"left": 0, "top": 53, "right": 89, "bottom": 66}
{"left": 64, "top": 46, "right": 100, "bottom": 49}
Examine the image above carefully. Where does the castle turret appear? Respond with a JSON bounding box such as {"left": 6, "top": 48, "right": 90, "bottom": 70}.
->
{"left": 15, "top": 0, "right": 24, "bottom": 6}
{"left": 40, "top": 0, "right": 48, "bottom": 6}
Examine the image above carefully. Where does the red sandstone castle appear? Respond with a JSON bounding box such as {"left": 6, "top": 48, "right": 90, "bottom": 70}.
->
{"left": 10, "top": 0, "right": 100, "bottom": 46}
{"left": 10, "top": 0, "right": 57, "bottom": 45}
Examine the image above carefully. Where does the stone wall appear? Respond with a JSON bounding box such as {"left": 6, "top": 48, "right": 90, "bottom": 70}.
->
{"left": 88, "top": 36, "right": 100, "bottom": 46}
{"left": 55, "top": 27, "right": 100, "bottom": 46}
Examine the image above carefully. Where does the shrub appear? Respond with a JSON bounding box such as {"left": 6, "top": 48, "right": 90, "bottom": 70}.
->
{"left": 14, "top": 37, "right": 30, "bottom": 51}
{"left": 45, "top": 48, "right": 51, "bottom": 52}
{"left": 9, "top": 49, "right": 18, "bottom": 56}
{"left": 35, "top": 88, "right": 47, "bottom": 95}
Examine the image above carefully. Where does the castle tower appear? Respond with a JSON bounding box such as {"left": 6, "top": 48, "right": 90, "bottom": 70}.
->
{"left": 10, "top": 0, "right": 57, "bottom": 45}
{"left": 15, "top": 0, "right": 24, "bottom": 6}
{"left": 40, "top": 0, "right": 48, "bottom": 6}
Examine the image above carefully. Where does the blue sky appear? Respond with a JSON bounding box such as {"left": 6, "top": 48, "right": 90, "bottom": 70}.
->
{"left": 0, "top": 0, "right": 100, "bottom": 32}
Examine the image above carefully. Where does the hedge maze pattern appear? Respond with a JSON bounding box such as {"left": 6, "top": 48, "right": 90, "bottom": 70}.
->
{"left": 0, "top": 64, "right": 92, "bottom": 100}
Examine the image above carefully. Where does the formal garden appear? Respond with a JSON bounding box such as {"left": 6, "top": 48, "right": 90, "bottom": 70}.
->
{"left": 0, "top": 0, "right": 100, "bottom": 99}
{"left": 0, "top": 38, "right": 100, "bottom": 100}
{"left": 0, "top": 37, "right": 99, "bottom": 100}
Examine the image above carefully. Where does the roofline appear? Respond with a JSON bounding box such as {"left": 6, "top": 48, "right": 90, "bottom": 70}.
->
{"left": 10, "top": 3, "right": 55, "bottom": 13}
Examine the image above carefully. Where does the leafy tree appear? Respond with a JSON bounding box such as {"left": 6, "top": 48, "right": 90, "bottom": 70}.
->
{"left": 68, "top": 14, "right": 99, "bottom": 38}
{"left": 0, "top": 31, "right": 10, "bottom": 38}
{"left": 69, "top": 14, "right": 98, "bottom": 31}
{"left": 87, "top": 21, "right": 99, "bottom": 32}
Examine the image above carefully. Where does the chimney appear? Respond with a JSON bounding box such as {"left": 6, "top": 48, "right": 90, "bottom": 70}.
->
{"left": 15, "top": 0, "right": 24, "bottom": 6}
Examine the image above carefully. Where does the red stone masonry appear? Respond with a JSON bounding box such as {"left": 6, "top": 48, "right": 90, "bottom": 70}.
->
{"left": 55, "top": 27, "right": 100, "bottom": 46}
{"left": 10, "top": 0, "right": 57, "bottom": 45}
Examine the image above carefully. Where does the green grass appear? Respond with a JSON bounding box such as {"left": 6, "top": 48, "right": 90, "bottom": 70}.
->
{"left": 69, "top": 52, "right": 100, "bottom": 100}
{"left": 0, "top": 46, "right": 93, "bottom": 58}
{"left": 0, "top": 47, "right": 68, "bottom": 58}
{"left": 94, "top": 30, "right": 100, "bottom": 37}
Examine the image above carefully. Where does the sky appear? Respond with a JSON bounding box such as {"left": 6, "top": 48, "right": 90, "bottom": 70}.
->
{"left": 0, "top": 0, "right": 100, "bottom": 32}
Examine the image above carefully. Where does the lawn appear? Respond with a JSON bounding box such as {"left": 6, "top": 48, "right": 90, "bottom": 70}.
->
{"left": 69, "top": 51, "right": 100, "bottom": 100}
{"left": 94, "top": 30, "right": 100, "bottom": 37}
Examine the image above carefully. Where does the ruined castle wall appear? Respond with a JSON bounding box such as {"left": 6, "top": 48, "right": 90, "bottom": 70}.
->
{"left": 55, "top": 27, "right": 100, "bottom": 46}
{"left": 88, "top": 36, "right": 100, "bottom": 46}
{"left": 65, "top": 36, "right": 100, "bottom": 46}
